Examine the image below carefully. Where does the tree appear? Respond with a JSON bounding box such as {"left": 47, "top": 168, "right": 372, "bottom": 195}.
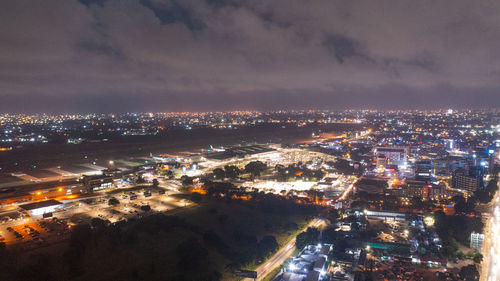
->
{"left": 474, "top": 179, "right": 500, "bottom": 204}
{"left": 203, "top": 231, "right": 229, "bottom": 254}
{"left": 493, "top": 165, "right": 500, "bottom": 178}
{"left": 176, "top": 238, "right": 209, "bottom": 270}
{"left": 91, "top": 218, "right": 107, "bottom": 229}
{"left": 330, "top": 239, "right": 356, "bottom": 260}
{"left": 452, "top": 195, "right": 469, "bottom": 213}
{"left": 440, "top": 238, "right": 459, "bottom": 259}
{"left": 136, "top": 175, "right": 146, "bottom": 184}
{"left": 217, "top": 214, "right": 229, "bottom": 224}
{"left": 275, "top": 164, "right": 289, "bottom": 181}
{"left": 69, "top": 224, "right": 92, "bottom": 249}
{"left": 213, "top": 168, "right": 225, "bottom": 180}
{"left": 473, "top": 252, "right": 483, "bottom": 263}
{"left": 275, "top": 164, "right": 285, "bottom": 171}
{"left": 459, "top": 264, "right": 479, "bottom": 281}
{"left": 326, "top": 209, "right": 342, "bottom": 223}
{"left": 108, "top": 198, "right": 120, "bottom": 206}
{"left": 165, "top": 170, "right": 174, "bottom": 179}
{"left": 486, "top": 179, "right": 499, "bottom": 194}
{"left": 152, "top": 179, "right": 159, "bottom": 187}
{"left": 190, "top": 192, "right": 203, "bottom": 203}
{"left": 181, "top": 175, "right": 194, "bottom": 186}
{"left": 256, "top": 236, "right": 278, "bottom": 258}
{"left": 474, "top": 189, "right": 491, "bottom": 204}
{"left": 334, "top": 159, "right": 354, "bottom": 175}
{"left": 313, "top": 169, "right": 326, "bottom": 180}
{"left": 224, "top": 165, "right": 241, "bottom": 179}
{"left": 295, "top": 227, "right": 319, "bottom": 250}
{"left": 245, "top": 161, "right": 267, "bottom": 178}
{"left": 232, "top": 230, "right": 257, "bottom": 244}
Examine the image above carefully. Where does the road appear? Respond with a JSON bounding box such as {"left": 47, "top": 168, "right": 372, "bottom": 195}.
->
{"left": 481, "top": 179, "right": 500, "bottom": 281}
{"left": 338, "top": 177, "right": 358, "bottom": 201}
{"left": 244, "top": 218, "right": 324, "bottom": 281}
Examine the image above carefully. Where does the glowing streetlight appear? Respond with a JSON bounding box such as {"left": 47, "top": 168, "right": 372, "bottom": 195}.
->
{"left": 424, "top": 216, "right": 435, "bottom": 227}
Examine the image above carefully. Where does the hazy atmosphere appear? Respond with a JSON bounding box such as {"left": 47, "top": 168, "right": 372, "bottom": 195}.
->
{"left": 2, "top": 0, "right": 500, "bottom": 112}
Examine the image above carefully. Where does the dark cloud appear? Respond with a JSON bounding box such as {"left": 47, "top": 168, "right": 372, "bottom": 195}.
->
{"left": 140, "top": 0, "right": 204, "bottom": 30}
{"left": 78, "top": 0, "right": 108, "bottom": 7}
{"left": 323, "top": 35, "right": 357, "bottom": 64}
{"left": 1, "top": 0, "right": 500, "bottom": 113}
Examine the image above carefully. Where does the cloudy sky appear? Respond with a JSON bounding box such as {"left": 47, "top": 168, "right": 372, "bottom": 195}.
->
{"left": 1, "top": 0, "right": 500, "bottom": 113}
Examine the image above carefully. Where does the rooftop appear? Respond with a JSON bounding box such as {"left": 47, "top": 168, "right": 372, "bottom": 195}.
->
{"left": 20, "top": 199, "right": 62, "bottom": 211}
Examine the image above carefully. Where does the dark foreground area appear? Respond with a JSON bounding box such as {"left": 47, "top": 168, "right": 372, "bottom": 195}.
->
{"left": 0, "top": 193, "right": 320, "bottom": 281}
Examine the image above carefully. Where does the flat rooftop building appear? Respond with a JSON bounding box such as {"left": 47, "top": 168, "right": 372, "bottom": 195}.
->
{"left": 375, "top": 146, "right": 409, "bottom": 167}
{"left": 83, "top": 174, "right": 114, "bottom": 192}
{"left": 20, "top": 199, "right": 62, "bottom": 216}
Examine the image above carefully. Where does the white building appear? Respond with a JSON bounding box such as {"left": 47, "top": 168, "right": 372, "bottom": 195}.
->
{"left": 20, "top": 199, "right": 63, "bottom": 217}
{"left": 470, "top": 232, "right": 485, "bottom": 250}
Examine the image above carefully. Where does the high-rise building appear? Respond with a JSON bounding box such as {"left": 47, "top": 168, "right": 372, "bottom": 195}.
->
{"left": 415, "top": 160, "right": 432, "bottom": 182}
{"left": 452, "top": 167, "right": 483, "bottom": 194}
{"left": 375, "top": 146, "right": 409, "bottom": 168}
{"left": 376, "top": 155, "right": 388, "bottom": 169}
{"left": 470, "top": 232, "right": 485, "bottom": 250}
{"left": 444, "top": 139, "right": 458, "bottom": 150}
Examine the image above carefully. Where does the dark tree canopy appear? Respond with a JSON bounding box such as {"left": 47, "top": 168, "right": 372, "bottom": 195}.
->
{"left": 459, "top": 264, "right": 479, "bottom": 281}
{"left": 296, "top": 227, "right": 319, "bottom": 250}
{"left": 245, "top": 161, "right": 267, "bottom": 177}
{"left": 176, "top": 238, "right": 209, "bottom": 271}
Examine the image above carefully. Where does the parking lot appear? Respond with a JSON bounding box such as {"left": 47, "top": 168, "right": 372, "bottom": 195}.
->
{"left": 0, "top": 218, "right": 71, "bottom": 246}
{"left": 0, "top": 185, "right": 189, "bottom": 247}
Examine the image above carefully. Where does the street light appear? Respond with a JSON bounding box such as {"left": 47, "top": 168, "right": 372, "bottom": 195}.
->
{"left": 424, "top": 216, "right": 435, "bottom": 227}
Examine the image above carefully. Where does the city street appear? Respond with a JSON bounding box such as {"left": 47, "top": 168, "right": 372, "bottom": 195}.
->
{"left": 244, "top": 218, "right": 324, "bottom": 281}
{"left": 481, "top": 179, "right": 500, "bottom": 281}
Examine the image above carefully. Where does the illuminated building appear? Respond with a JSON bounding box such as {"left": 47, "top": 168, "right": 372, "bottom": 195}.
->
{"left": 470, "top": 232, "right": 484, "bottom": 250}
{"left": 83, "top": 174, "right": 114, "bottom": 192}
{"left": 20, "top": 199, "right": 62, "bottom": 217}
{"left": 415, "top": 160, "right": 432, "bottom": 182}
{"left": 452, "top": 166, "right": 484, "bottom": 194}
{"left": 375, "top": 146, "right": 409, "bottom": 168}
{"left": 376, "top": 155, "right": 388, "bottom": 169}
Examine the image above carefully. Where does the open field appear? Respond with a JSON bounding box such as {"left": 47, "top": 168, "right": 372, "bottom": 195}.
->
{"left": 0, "top": 123, "right": 359, "bottom": 174}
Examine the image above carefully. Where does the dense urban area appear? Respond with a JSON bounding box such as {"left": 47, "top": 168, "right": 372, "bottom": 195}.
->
{"left": 0, "top": 109, "right": 499, "bottom": 281}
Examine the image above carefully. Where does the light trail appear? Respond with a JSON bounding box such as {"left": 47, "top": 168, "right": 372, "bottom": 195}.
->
{"left": 482, "top": 179, "right": 500, "bottom": 281}
{"left": 338, "top": 178, "right": 358, "bottom": 201}
{"left": 244, "top": 218, "right": 323, "bottom": 281}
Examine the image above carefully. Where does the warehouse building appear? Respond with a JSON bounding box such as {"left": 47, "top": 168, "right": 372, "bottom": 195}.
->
{"left": 20, "top": 199, "right": 63, "bottom": 217}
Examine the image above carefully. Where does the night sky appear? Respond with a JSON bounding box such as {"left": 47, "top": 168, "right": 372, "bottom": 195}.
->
{"left": 1, "top": 0, "right": 500, "bottom": 113}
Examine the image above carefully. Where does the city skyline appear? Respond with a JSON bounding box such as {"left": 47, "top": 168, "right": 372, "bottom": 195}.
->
{"left": 2, "top": 2, "right": 500, "bottom": 281}
{"left": 2, "top": 0, "right": 500, "bottom": 113}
